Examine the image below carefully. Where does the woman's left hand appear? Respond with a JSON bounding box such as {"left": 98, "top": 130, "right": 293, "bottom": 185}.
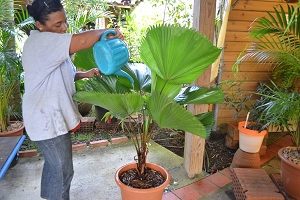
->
{"left": 86, "top": 68, "right": 102, "bottom": 78}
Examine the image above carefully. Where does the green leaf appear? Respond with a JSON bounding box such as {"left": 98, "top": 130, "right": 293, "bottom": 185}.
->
{"left": 140, "top": 24, "right": 222, "bottom": 86}
{"left": 73, "top": 48, "right": 97, "bottom": 70}
{"left": 195, "top": 112, "right": 215, "bottom": 138}
{"left": 147, "top": 91, "right": 206, "bottom": 138}
{"left": 237, "top": 4, "right": 300, "bottom": 90}
{"left": 73, "top": 91, "right": 144, "bottom": 119}
{"left": 82, "top": 75, "right": 131, "bottom": 94}
{"left": 122, "top": 63, "right": 152, "bottom": 92}
{"left": 175, "top": 86, "right": 224, "bottom": 105}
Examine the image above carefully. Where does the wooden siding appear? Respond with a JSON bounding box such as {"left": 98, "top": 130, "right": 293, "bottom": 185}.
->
{"left": 216, "top": 0, "right": 296, "bottom": 127}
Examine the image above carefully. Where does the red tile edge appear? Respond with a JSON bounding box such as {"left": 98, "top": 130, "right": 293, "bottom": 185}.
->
{"left": 90, "top": 140, "right": 109, "bottom": 148}
{"left": 72, "top": 143, "right": 87, "bottom": 151}
{"left": 19, "top": 149, "right": 38, "bottom": 158}
{"left": 111, "top": 136, "right": 129, "bottom": 144}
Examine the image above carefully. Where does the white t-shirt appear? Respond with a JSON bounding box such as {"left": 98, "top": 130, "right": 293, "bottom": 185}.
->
{"left": 22, "top": 30, "right": 81, "bottom": 141}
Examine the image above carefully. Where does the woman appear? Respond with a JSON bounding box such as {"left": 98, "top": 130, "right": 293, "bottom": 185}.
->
{"left": 22, "top": 0, "right": 124, "bottom": 199}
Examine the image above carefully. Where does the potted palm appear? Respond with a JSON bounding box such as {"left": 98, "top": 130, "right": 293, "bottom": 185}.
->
{"left": 222, "top": 79, "right": 269, "bottom": 152}
{"left": 0, "top": 22, "right": 24, "bottom": 136}
{"left": 0, "top": 1, "right": 35, "bottom": 136}
{"left": 256, "top": 81, "right": 300, "bottom": 199}
{"left": 73, "top": 24, "right": 223, "bottom": 200}
{"left": 233, "top": 4, "right": 300, "bottom": 199}
{"left": 0, "top": 45, "right": 24, "bottom": 136}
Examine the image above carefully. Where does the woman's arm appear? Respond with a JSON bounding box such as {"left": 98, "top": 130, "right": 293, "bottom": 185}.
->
{"left": 71, "top": 28, "right": 124, "bottom": 81}
{"left": 69, "top": 28, "right": 124, "bottom": 55}
{"left": 74, "top": 68, "right": 101, "bottom": 81}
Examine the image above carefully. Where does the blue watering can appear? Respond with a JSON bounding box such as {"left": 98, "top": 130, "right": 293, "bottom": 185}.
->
{"left": 93, "top": 30, "right": 133, "bottom": 83}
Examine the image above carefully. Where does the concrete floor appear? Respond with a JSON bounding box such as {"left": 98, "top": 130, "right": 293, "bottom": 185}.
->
{"left": 0, "top": 132, "right": 288, "bottom": 200}
{"left": 0, "top": 141, "right": 205, "bottom": 200}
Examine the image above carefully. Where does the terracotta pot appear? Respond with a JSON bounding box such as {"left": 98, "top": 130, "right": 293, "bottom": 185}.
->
{"left": 115, "top": 162, "right": 170, "bottom": 200}
{"left": 278, "top": 147, "right": 300, "bottom": 200}
{"left": 0, "top": 121, "right": 25, "bottom": 137}
{"left": 238, "top": 121, "right": 267, "bottom": 153}
{"left": 230, "top": 148, "right": 260, "bottom": 171}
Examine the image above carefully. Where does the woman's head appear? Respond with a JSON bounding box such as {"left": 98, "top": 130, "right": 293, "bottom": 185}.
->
{"left": 27, "top": 0, "right": 67, "bottom": 33}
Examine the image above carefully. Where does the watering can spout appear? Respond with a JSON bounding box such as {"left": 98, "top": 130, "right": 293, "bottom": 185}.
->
{"left": 114, "top": 70, "right": 134, "bottom": 83}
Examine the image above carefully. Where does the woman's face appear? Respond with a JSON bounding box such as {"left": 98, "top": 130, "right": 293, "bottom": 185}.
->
{"left": 36, "top": 9, "right": 68, "bottom": 33}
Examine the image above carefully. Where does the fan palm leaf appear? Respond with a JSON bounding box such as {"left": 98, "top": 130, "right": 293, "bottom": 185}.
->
{"left": 140, "top": 24, "right": 222, "bottom": 87}
{"left": 73, "top": 91, "right": 144, "bottom": 119}
{"left": 147, "top": 91, "right": 206, "bottom": 138}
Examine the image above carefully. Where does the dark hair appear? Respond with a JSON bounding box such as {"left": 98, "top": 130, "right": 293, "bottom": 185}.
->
{"left": 27, "top": 0, "right": 64, "bottom": 25}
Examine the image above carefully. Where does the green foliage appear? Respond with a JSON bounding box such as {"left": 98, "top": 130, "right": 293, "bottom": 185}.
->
{"left": 235, "top": 4, "right": 300, "bottom": 90}
{"left": 21, "top": 133, "right": 40, "bottom": 152}
{"left": 221, "top": 78, "right": 273, "bottom": 131}
{"left": 0, "top": 0, "right": 33, "bottom": 132}
{"left": 0, "top": 29, "right": 22, "bottom": 132}
{"left": 116, "top": 0, "right": 193, "bottom": 62}
{"left": 73, "top": 24, "right": 223, "bottom": 174}
{"left": 221, "top": 79, "right": 252, "bottom": 120}
{"left": 117, "top": 10, "right": 147, "bottom": 62}
{"left": 71, "top": 132, "right": 94, "bottom": 141}
{"left": 14, "top": 5, "right": 35, "bottom": 37}
{"left": 257, "top": 80, "right": 300, "bottom": 151}
{"left": 150, "top": 0, "right": 193, "bottom": 27}
{"left": 63, "top": 0, "right": 110, "bottom": 33}
{"left": 232, "top": 4, "right": 300, "bottom": 151}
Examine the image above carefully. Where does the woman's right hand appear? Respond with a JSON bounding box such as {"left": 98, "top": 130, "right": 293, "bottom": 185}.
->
{"left": 107, "top": 28, "right": 124, "bottom": 41}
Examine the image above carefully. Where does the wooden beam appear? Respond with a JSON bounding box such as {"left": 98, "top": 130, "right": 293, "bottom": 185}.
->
{"left": 184, "top": 0, "right": 217, "bottom": 177}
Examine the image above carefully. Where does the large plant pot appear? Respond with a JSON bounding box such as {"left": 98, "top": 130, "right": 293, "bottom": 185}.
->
{"left": 238, "top": 121, "right": 267, "bottom": 153}
{"left": 115, "top": 162, "right": 170, "bottom": 200}
{"left": 0, "top": 121, "right": 25, "bottom": 137}
{"left": 278, "top": 147, "right": 300, "bottom": 199}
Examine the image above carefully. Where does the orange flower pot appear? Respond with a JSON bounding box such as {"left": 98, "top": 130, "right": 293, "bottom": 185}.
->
{"left": 238, "top": 121, "right": 267, "bottom": 153}
{"left": 278, "top": 147, "right": 300, "bottom": 199}
{"left": 115, "top": 162, "right": 170, "bottom": 200}
{"left": 0, "top": 121, "right": 25, "bottom": 137}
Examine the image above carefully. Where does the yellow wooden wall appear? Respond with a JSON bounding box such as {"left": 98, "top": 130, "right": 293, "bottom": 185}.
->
{"left": 216, "top": 0, "right": 297, "bottom": 127}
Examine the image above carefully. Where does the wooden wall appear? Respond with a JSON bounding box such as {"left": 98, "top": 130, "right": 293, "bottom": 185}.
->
{"left": 216, "top": 0, "right": 297, "bottom": 127}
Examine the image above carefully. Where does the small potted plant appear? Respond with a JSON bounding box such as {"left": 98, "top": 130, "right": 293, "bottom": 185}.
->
{"left": 224, "top": 81, "right": 271, "bottom": 170}
{"left": 0, "top": 2, "right": 35, "bottom": 136}
{"left": 0, "top": 26, "right": 24, "bottom": 136}
{"left": 256, "top": 81, "right": 300, "bottom": 199}
{"left": 73, "top": 24, "right": 223, "bottom": 200}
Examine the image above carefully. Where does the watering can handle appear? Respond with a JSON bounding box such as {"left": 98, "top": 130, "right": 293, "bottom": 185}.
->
{"left": 100, "top": 30, "right": 117, "bottom": 41}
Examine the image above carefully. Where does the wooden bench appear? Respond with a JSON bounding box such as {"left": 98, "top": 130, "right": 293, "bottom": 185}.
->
{"left": 0, "top": 135, "right": 26, "bottom": 180}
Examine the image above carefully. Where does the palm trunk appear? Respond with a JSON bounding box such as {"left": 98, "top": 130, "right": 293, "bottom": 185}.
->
{"left": 137, "top": 145, "right": 148, "bottom": 175}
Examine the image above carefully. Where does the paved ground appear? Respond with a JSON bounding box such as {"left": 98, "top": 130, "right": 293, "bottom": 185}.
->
{"left": 0, "top": 133, "right": 290, "bottom": 200}
{"left": 0, "top": 141, "right": 203, "bottom": 200}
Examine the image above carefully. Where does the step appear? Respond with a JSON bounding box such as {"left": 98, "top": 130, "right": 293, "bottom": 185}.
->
{"left": 232, "top": 168, "right": 284, "bottom": 200}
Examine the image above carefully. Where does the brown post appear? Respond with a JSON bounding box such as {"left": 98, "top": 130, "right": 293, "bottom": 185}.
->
{"left": 183, "top": 0, "right": 217, "bottom": 177}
